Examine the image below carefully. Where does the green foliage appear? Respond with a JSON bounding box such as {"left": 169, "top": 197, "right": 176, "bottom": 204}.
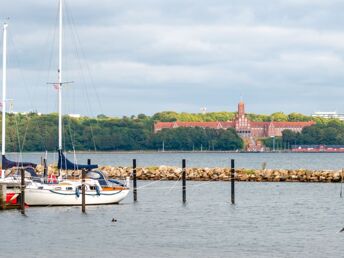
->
{"left": 151, "top": 111, "right": 236, "bottom": 122}
{"left": 271, "top": 112, "right": 288, "bottom": 122}
{"left": 287, "top": 112, "right": 313, "bottom": 122}
{"left": 150, "top": 127, "right": 243, "bottom": 151}
{"left": 3, "top": 110, "right": 340, "bottom": 151}
{"left": 1, "top": 112, "right": 243, "bottom": 151}
{"left": 281, "top": 120, "right": 344, "bottom": 146}
{"left": 262, "top": 136, "right": 284, "bottom": 150}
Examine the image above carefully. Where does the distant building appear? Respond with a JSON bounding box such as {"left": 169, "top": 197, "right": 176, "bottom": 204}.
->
{"left": 68, "top": 114, "right": 81, "bottom": 118}
{"left": 154, "top": 101, "right": 315, "bottom": 139}
{"left": 312, "top": 111, "right": 344, "bottom": 121}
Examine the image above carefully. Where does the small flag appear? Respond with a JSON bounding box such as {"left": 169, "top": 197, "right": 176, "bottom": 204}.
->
{"left": 54, "top": 84, "right": 60, "bottom": 90}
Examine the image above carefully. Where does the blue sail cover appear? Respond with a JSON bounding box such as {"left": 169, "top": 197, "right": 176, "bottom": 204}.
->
{"left": 57, "top": 150, "right": 98, "bottom": 170}
{"left": 2, "top": 155, "right": 37, "bottom": 170}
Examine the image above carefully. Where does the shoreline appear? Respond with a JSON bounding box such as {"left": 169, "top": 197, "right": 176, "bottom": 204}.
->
{"left": 6, "top": 150, "right": 344, "bottom": 154}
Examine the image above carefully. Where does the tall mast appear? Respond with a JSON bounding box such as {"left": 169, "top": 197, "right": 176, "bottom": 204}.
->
{"left": 58, "top": 0, "right": 63, "bottom": 151}
{"left": 1, "top": 22, "right": 7, "bottom": 179}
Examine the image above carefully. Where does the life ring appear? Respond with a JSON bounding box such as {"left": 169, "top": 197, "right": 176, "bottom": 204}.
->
{"left": 47, "top": 174, "right": 57, "bottom": 184}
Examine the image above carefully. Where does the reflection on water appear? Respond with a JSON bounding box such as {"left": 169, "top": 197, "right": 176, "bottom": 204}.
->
{"left": 1, "top": 181, "right": 344, "bottom": 258}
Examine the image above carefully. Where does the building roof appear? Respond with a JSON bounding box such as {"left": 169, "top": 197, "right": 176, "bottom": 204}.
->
{"left": 154, "top": 120, "right": 315, "bottom": 130}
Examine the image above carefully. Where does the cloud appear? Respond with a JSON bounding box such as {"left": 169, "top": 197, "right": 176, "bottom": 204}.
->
{"left": 1, "top": 0, "right": 344, "bottom": 116}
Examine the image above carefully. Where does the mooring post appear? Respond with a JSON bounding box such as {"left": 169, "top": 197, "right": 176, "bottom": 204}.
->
{"left": 0, "top": 183, "right": 6, "bottom": 210}
{"left": 43, "top": 158, "right": 48, "bottom": 183}
{"left": 82, "top": 170, "right": 86, "bottom": 213}
{"left": 20, "top": 169, "right": 25, "bottom": 215}
{"left": 231, "top": 159, "right": 235, "bottom": 205}
{"left": 133, "top": 159, "right": 137, "bottom": 202}
{"left": 87, "top": 159, "right": 91, "bottom": 165}
{"left": 182, "top": 159, "right": 186, "bottom": 203}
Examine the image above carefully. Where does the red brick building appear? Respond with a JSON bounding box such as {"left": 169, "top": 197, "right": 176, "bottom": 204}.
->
{"left": 154, "top": 101, "right": 315, "bottom": 139}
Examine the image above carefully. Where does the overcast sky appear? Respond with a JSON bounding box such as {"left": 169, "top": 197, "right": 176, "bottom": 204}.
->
{"left": 1, "top": 0, "right": 344, "bottom": 117}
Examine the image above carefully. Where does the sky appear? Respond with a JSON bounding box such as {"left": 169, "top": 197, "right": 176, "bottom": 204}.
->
{"left": 1, "top": 0, "right": 344, "bottom": 117}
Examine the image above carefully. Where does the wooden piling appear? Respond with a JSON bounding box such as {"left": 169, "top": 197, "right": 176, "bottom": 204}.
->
{"left": 82, "top": 170, "right": 86, "bottom": 213}
{"left": 133, "top": 159, "right": 137, "bottom": 202}
{"left": 231, "top": 159, "right": 235, "bottom": 205}
{"left": 20, "top": 169, "right": 25, "bottom": 215}
{"left": 0, "top": 183, "right": 6, "bottom": 210}
{"left": 182, "top": 159, "right": 186, "bottom": 203}
{"left": 87, "top": 159, "right": 91, "bottom": 166}
{"left": 43, "top": 158, "right": 47, "bottom": 182}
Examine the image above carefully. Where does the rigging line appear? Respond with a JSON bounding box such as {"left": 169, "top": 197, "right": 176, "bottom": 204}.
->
{"left": 7, "top": 34, "right": 34, "bottom": 111}
{"left": 165, "top": 172, "right": 183, "bottom": 194}
{"left": 136, "top": 178, "right": 168, "bottom": 190}
{"left": 65, "top": 1, "right": 105, "bottom": 115}
{"left": 13, "top": 114, "right": 24, "bottom": 166}
{"left": 6, "top": 37, "right": 34, "bottom": 153}
{"left": 43, "top": 4, "right": 60, "bottom": 151}
{"left": 38, "top": 116, "right": 48, "bottom": 152}
{"left": 64, "top": 4, "right": 97, "bottom": 152}
{"left": 66, "top": 117, "right": 77, "bottom": 164}
{"left": 18, "top": 114, "right": 30, "bottom": 152}
{"left": 64, "top": 3, "right": 101, "bottom": 153}
{"left": 89, "top": 122, "right": 97, "bottom": 152}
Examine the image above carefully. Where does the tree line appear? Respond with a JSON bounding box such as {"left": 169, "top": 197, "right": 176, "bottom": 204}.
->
{"left": 264, "top": 119, "right": 344, "bottom": 149}
{"left": 2, "top": 111, "right": 343, "bottom": 152}
{"left": 1, "top": 112, "right": 243, "bottom": 152}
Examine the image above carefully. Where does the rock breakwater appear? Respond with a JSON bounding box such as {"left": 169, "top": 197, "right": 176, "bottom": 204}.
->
{"left": 33, "top": 165, "right": 343, "bottom": 183}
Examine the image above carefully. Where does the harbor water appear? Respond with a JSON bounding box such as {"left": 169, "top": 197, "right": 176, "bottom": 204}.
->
{"left": 2, "top": 152, "right": 344, "bottom": 257}
{"left": 1, "top": 181, "right": 344, "bottom": 257}
{"left": 5, "top": 152, "right": 344, "bottom": 170}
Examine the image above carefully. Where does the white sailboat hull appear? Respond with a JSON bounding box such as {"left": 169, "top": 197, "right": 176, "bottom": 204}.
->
{"left": 25, "top": 188, "right": 129, "bottom": 206}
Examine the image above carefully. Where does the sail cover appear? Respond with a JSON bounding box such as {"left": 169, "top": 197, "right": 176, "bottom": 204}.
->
{"left": 58, "top": 150, "right": 98, "bottom": 170}
{"left": 2, "top": 155, "right": 37, "bottom": 170}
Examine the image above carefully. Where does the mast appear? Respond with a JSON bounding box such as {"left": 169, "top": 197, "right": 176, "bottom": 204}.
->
{"left": 1, "top": 22, "right": 7, "bottom": 179}
{"left": 58, "top": 0, "right": 62, "bottom": 152}
{"left": 58, "top": 0, "right": 63, "bottom": 177}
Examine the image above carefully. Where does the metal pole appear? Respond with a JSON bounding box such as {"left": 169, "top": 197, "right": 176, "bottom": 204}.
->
{"left": 182, "top": 159, "right": 186, "bottom": 203}
{"left": 133, "top": 159, "right": 137, "bottom": 202}
{"left": 273, "top": 136, "right": 275, "bottom": 152}
{"left": 58, "top": 0, "right": 63, "bottom": 179}
{"left": 20, "top": 169, "right": 25, "bottom": 215}
{"left": 82, "top": 170, "right": 86, "bottom": 213}
{"left": 231, "top": 159, "right": 235, "bottom": 205}
{"left": 1, "top": 23, "right": 8, "bottom": 180}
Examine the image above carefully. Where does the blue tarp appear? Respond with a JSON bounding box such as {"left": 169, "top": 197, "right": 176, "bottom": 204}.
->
{"left": 57, "top": 150, "right": 98, "bottom": 170}
{"left": 2, "top": 155, "right": 37, "bottom": 170}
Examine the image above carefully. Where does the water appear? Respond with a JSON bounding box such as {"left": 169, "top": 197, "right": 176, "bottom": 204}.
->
{"left": 6, "top": 152, "right": 344, "bottom": 170}
{"left": 1, "top": 181, "right": 344, "bottom": 258}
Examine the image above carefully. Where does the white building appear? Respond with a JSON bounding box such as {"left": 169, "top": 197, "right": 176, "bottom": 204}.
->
{"left": 68, "top": 114, "right": 81, "bottom": 118}
{"left": 312, "top": 111, "right": 344, "bottom": 121}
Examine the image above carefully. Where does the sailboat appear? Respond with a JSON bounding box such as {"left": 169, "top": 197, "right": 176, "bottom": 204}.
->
{"left": 0, "top": 22, "right": 42, "bottom": 208}
{"left": 23, "top": 0, "right": 129, "bottom": 206}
